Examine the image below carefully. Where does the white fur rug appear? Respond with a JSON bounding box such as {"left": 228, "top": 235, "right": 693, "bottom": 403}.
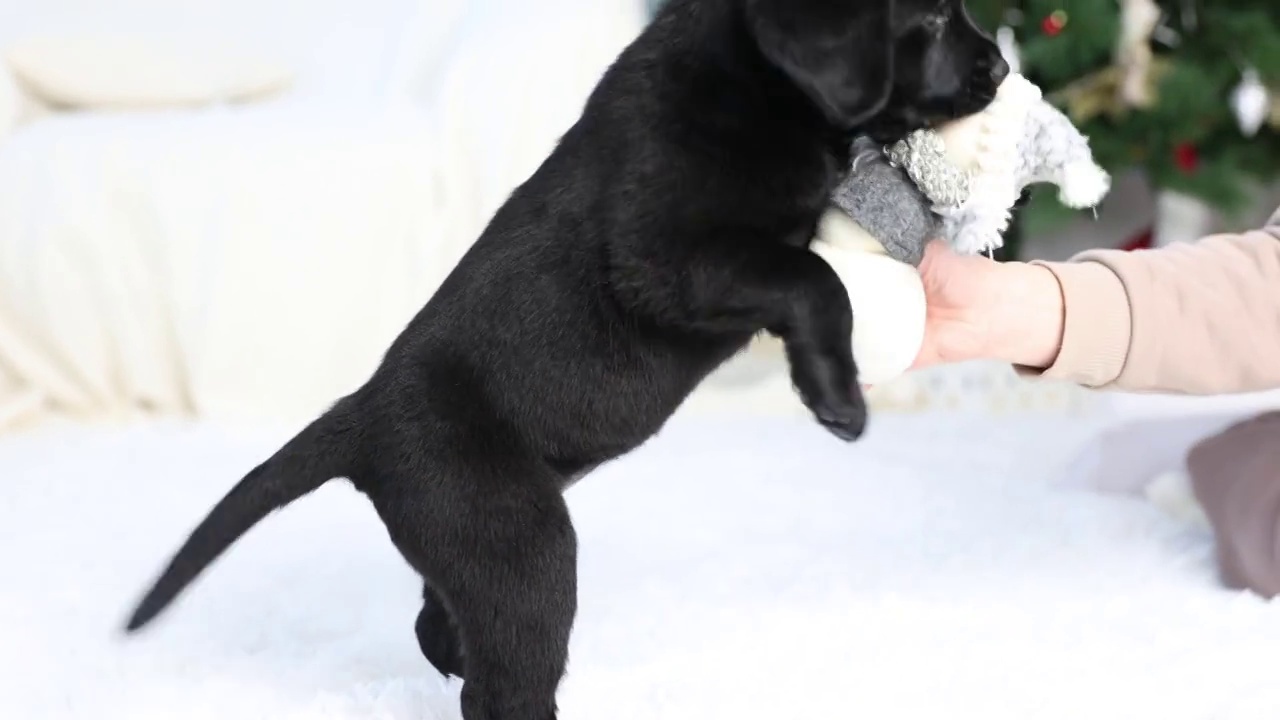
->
{"left": 4, "top": 412, "right": 1279, "bottom": 719}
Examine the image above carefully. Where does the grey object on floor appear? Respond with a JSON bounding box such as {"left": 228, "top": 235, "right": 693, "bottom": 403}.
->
{"left": 1188, "top": 411, "right": 1280, "bottom": 600}
{"left": 829, "top": 136, "right": 941, "bottom": 267}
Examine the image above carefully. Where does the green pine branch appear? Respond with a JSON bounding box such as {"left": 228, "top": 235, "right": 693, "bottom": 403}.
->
{"left": 966, "top": 0, "right": 1280, "bottom": 249}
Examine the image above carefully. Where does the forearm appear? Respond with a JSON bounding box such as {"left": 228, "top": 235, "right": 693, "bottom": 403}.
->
{"left": 990, "top": 211, "right": 1280, "bottom": 395}
{"left": 984, "top": 257, "right": 1130, "bottom": 385}
{"left": 984, "top": 261, "right": 1068, "bottom": 371}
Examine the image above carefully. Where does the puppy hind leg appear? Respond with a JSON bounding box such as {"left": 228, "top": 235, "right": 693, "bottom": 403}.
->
{"left": 455, "top": 496, "right": 577, "bottom": 720}
{"left": 383, "top": 480, "right": 577, "bottom": 720}
{"left": 416, "top": 580, "right": 466, "bottom": 679}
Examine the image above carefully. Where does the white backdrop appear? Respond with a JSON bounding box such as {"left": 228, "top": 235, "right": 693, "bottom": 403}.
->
{"left": 0, "top": 0, "right": 648, "bottom": 431}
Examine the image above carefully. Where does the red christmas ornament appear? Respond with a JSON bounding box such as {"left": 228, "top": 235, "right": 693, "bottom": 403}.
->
{"left": 1173, "top": 143, "right": 1199, "bottom": 174}
{"left": 1120, "top": 227, "right": 1153, "bottom": 252}
{"left": 1041, "top": 10, "right": 1068, "bottom": 36}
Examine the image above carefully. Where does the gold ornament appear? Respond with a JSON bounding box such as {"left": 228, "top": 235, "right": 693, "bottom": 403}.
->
{"left": 1115, "top": 0, "right": 1161, "bottom": 108}
{"left": 1049, "top": 59, "right": 1173, "bottom": 123}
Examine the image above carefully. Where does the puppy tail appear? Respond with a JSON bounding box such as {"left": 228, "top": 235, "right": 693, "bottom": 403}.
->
{"left": 123, "top": 403, "right": 359, "bottom": 633}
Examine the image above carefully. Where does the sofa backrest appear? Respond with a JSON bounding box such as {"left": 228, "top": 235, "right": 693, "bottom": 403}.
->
{"left": 0, "top": 0, "right": 457, "bottom": 104}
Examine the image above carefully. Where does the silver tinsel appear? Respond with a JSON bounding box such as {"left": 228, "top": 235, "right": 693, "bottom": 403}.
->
{"left": 886, "top": 130, "right": 973, "bottom": 209}
{"left": 996, "top": 25, "right": 1022, "bottom": 75}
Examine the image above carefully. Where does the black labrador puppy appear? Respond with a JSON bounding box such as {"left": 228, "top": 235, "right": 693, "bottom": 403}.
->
{"left": 124, "top": 1, "right": 1007, "bottom": 718}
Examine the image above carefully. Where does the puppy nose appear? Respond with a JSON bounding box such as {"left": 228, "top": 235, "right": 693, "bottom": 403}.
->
{"left": 990, "top": 55, "right": 1010, "bottom": 84}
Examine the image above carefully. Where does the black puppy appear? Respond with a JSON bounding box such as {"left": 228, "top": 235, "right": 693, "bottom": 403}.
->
{"left": 123, "top": 1, "right": 1007, "bottom": 718}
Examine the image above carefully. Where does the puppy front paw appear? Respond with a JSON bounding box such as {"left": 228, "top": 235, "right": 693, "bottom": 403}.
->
{"left": 817, "top": 403, "right": 868, "bottom": 442}
{"left": 787, "top": 342, "right": 868, "bottom": 442}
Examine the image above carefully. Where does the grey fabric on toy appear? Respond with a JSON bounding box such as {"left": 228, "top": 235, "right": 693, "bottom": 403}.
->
{"left": 1188, "top": 411, "right": 1280, "bottom": 599}
{"left": 830, "top": 137, "right": 940, "bottom": 267}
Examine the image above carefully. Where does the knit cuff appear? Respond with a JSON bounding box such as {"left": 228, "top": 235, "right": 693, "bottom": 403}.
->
{"left": 1014, "top": 259, "right": 1132, "bottom": 387}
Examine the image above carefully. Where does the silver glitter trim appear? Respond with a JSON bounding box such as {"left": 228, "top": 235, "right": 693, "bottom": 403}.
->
{"left": 886, "top": 130, "right": 973, "bottom": 209}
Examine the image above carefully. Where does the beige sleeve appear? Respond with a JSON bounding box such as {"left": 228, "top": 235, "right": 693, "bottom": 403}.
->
{"left": 1025, "top": 207, "right": 1280, "bottom": 395}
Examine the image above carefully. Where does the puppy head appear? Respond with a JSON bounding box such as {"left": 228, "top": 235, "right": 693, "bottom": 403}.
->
{"left": 869, "top": 0, "right": 1010, "bottom": 140}
{"left": 746, "top": 0, "right": 1007, "bottom": 136}
{"left": 746, "top": 0, "right": 896, "bottom": 130}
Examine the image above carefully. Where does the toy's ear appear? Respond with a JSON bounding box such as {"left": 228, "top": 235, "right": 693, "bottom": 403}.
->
{"left": 746, "top": 0, "right": 895, "bottom": 129}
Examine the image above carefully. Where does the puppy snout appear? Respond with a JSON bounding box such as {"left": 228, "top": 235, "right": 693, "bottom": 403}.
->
{"left": 963, "top": 52, "right": 1009, "bottom": 110}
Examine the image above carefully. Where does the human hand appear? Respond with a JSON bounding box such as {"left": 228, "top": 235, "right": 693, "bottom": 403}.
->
{"left": 910, "top": 240, "right": 1065, "bottom": 371}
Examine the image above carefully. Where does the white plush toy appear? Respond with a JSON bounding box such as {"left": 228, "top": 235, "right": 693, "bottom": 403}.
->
{"left": 809, "top": 72, "right": 1111, "bottom": 385}
{"left": 809, "top": 209, "right": 928, "bottom": 386}
{"left": 890, "top": 72, "right": 1112, "bottom": 255}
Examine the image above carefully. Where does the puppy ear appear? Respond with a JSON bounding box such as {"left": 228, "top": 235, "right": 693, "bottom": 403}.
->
{"left": 747, "top": 0, "right": 895, "bottom": 129}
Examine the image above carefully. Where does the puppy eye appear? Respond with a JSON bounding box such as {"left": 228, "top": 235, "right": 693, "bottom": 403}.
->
{"left": 922, "top": 14, "right": 948, "bottom": 33}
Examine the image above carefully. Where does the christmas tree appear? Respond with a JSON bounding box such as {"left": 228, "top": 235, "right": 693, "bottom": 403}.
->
{"left": 967, "top": 0, "right": 1280, "bottom": 248}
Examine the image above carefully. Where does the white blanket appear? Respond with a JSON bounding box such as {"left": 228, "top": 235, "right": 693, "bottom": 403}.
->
{"left": 4, "top": 412, "right": 1279, "bottom": 719}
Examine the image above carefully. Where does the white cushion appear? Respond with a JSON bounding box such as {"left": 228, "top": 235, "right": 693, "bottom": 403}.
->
{"left": 6, "top": 33, "right": 293, "bottom": 109}
{"left": 0, "top": 64, "right": 54, "bottom": 146}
